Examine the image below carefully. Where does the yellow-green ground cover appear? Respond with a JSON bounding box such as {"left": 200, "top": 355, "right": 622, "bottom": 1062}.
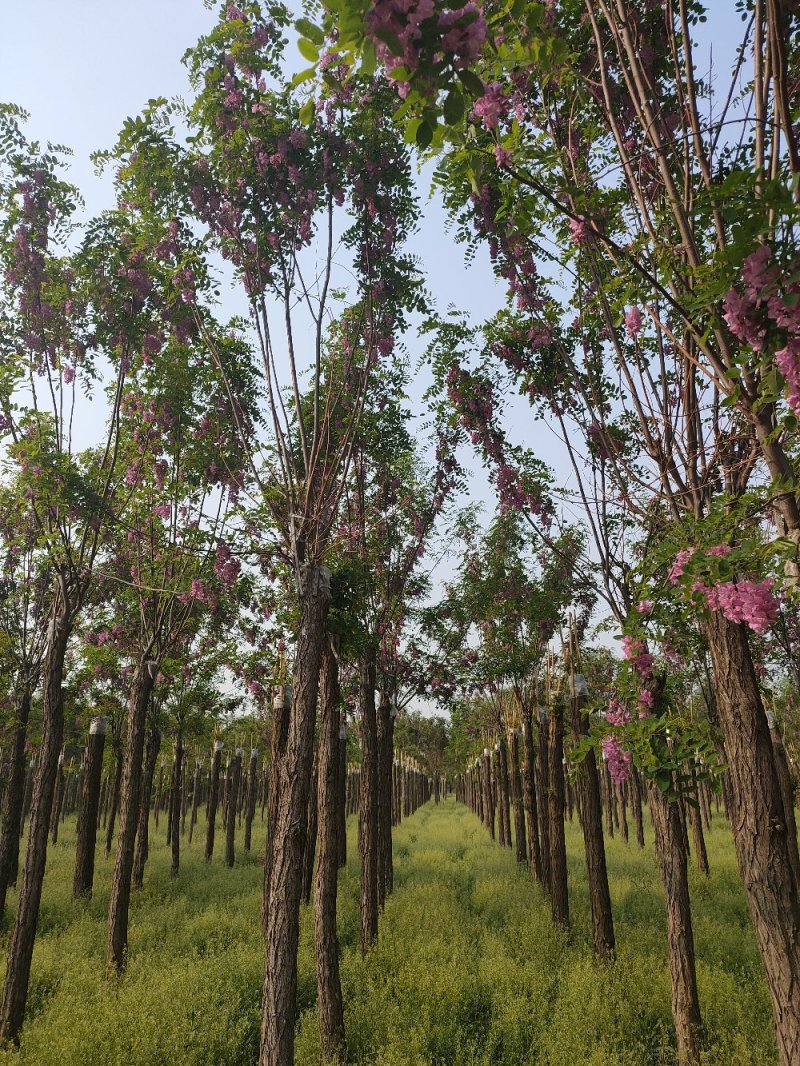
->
{"left": 0, "top": 798, "right": 776, "bottom": 1065}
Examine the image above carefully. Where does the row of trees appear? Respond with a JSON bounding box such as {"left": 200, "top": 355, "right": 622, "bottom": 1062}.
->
{"left": 0, "top": 4, "right": 459, "bottom": 1062}
{"left": 311, "top": 1, "right": 800, "bottom": 1064}
{"left": 3, "top": 1, "right": 800, "bottom": 1065}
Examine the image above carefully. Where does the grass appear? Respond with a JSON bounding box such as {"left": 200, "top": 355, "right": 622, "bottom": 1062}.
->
{"left": 0, "top": 797, "right": 777, "bottom": 1065}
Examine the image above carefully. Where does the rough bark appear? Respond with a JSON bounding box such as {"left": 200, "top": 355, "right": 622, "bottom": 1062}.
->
{"left": 337, "top": 724, "right": 347, "bottom": 869}
{"left": 630, "top": 767, "right": 646, "bottom": 848}
{"left": 536, "top": 712, "right": 552, "bottom": 894}
{"left": 244, "top": 748, "right": 259, "bottom": 852}
{"left": 133, "top": 724, "right": 161, "bottom": 890}
{"left": 170, "top": 732, "right": 183, "bottom": 877}
{"left": 106, "top": 659, "right": 157, "bottom": 972}
{"left": 259, "top": 562, "right": 330, "bottom": 1066}
{"left": 547, "top": 703, "right": 569, "bottom": 927}
{"left": 509, "top": 729, "right": 527, "bottom": 866}
{"left": 314, "top": 641, "right": 346, "bottom": 1061}
{"left": 770, "top": 719, "right": 800, "bottom": 893}
{"left": 205, "top": 741, "right": 223, "bottom": 862}
{"left": 376, "top": 689, "right": 395, "bottom": 907}
{"left": 705, "top": 613, "right": 800, "bottom": 1066}
{"left": 649, "top": 786, "right": 703, "bottom": 1065}
{"left": 358, "top": 650, "right": 379, "bottom": 955}
{"left": 49, "top": 756, "right": 65, "bottom": 845}
{"left": 73, "top": 717, "right": 107, "bottom": 898}
{"left": 225, "top": 748, "right": 242, "bottom": 869}
{"left": 302, "top": 769, "right": 317, "bottom": 904}
{"left": 687, "top": 768, "right": 710, "bottom": 878}
{"left": 497, "top": 734, "right": 513, "bottom": 850}
{"left": 0, "top": 591, "right": 71, "bottom": 1044}
{"left": 0, "top": 687, "right": 32, "bottom": 918}
{"left": 570, "top": 694, "right": 615, "bottom": 958}
{"left": 521, "top": 709, "right": 543, "bottom": 884}
{"left": 188, "top": 759, "right": 202, "bottom": 846}
{"left": 104, "top": 740, "right": 124, "bottom": 859}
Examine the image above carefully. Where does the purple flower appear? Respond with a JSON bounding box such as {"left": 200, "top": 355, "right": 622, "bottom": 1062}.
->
{"left": 625, "top": 306, "right": 643, "bottom": 340}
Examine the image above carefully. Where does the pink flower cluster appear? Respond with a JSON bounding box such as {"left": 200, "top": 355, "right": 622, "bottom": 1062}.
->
{"left": 602, "top": 734, "right": 632, "bottom": 784}
{"left": 366, "top": 0, "right": 486, "bottom": 87}
{"left": 668, "top": 547, "right": 695, "bottom": 584}
{"left": 723, "top": 245, "right": 800, "bottom": 415}
{"left": 776, "top": 344, "right": 800, "bottom": 417}
{"left": 472, "top": 81, "right": 507, "bottom": 130}
{"left": 621, "top": 634, "right": 654, "bottom": 678}
{"left": 704, "top": 579, "right": 779, "bottom": 635}
{"left": 605, "top": 699, "right": 631, "bottom": 726}
{"left": 625, "top": 306, "right": 643, "bottom": 340}
{"left": 215, "top": 542, "right": 241, "bottom": 586}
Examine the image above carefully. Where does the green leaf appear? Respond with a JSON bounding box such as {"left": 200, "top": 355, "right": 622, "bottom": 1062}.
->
{"left": 416, "top": 119, "right": 434, "bottom": 149}
{"left": 294, "top": 18, "right": 324, "bottom": 46}
{"left": 388, "top": 66, "right": 413, "bottom": 81}
{"left": 298, "top": 98, "right": 316, "bottom": 126}
{"left": 362, "top": 37, "right": 377, "bottom": 76}
{"left": 654, "top": 770, "right": 672, "bottom": 793}
{"left": 404, "top": 118, "right": 423, "bottom": 144}
{"left": 458, "top": 69, "right": 485, "bottom": 98}
{"left": 291, "top": 67, "right": 317, "bottom": 87}
{"left": 297, "top": 38, "right": 320, "bottom": 63}
{"left": 443, "top": 90, "right": 465, "bottom": 125}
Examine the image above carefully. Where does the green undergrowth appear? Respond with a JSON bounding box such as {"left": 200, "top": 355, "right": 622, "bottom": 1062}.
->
{"left": 0, "top": 798, "right": 777, "bottom": 1065}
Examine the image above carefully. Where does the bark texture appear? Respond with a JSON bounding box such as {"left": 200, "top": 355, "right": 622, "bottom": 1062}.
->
{"left": 259, "top": 562, "right": 330, "bottom": 1066}
{"left": 314, "top": 641, "right": 346, "bottom": 1061}
{"left": 106, "top": 659, "right": 157, "bottom": 972}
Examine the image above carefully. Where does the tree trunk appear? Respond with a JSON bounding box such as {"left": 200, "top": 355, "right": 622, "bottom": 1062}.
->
{"left": 244, "top": 748, "right": 259, "bottom": 852}
{"left": 302, "top": 769, "right": 317, "bottom": 904}
{"left": 687, "top": 767, "right": 709, "bottom": 878}
{"left": 630, "top": 767, "right": 646, "bottom": 848}
{"left": 104, "top": 741, "right": 124, "bottom": 858}
{"left": 536, "top": 712, "right": 552, "bottom": 894}
{"left": 133, "top": 724, "right": 161, "bottom": 890}
{"left": 497, "top": 734, "right": 512, "bottom": 850}
{"left": 0, "top": 687, "right": 33, "bottom": 918}
{"left": 50, "top": 756, "right": 65, "bottom": 845}
{"left": 547, "top": 704, "right": 569, "bottom": 927}
{"left": 521, "top": 709, "right": 543, "bottom": 884}
{"left": 769, "top": 718, "right": 800, "bottom": 892}
{"left": 188, "top": 759, "right": 202, "bottom": 846}
{"left": 482, "top": 748, "right": 495, "bottom": 840}
{"left": 705, "top": 612, "right": 800, "bottom": 1066}
{"left": 314, "top": 640, "right": 346, "bottom": 1062}
{"left": 205, "top": 741, "right": 223, "bottom": 862}
{"left": 570, "top": 694, "right": 615, "bottom": 958}
{"left": 106, "top": 659, "right": 157, "bottom": 972}
{"left": 358, "top": 650, "right": 379, "bottom": 955}
{"left": 509, "top": 729, "right": 527, "bottom": 865}
{"left": 225, "top": 748, "right": 242, "bottom": 869}
{"left": 259, "top": 562, "right": 330, "bottom": 1066}
{"left": 170, "top": 732, "right": 183, "bottom": 877}
{"left": 337, "top": 724, "right": 347, "bottom": 869}
{"left": 376, "top": 689, "right": 395, "bottom": 906}
{"left": 0, "top": 591, "right": 71, "bottom": 1044}
{"left": 73, "top": 717, "right": 107, "bottom": 898}
{"left": 649, "top": 785, "right": 703, "bottom": 1065}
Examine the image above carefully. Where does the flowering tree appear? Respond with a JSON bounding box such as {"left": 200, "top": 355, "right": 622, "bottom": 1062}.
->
{"left": 0, "top": 106, "right": 171, "bottom": 1043}
{"left": 103, "top": 4, "right": 425, "bottom": 1060}
{"left": 310, "top": 4, "right": 800, "bottom": 1058}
